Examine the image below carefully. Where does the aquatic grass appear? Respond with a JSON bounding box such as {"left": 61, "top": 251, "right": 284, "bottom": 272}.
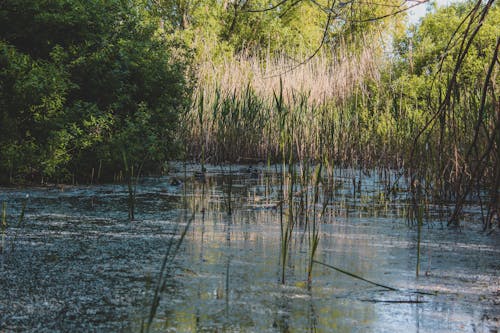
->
{"left": 188, "top": 43, "right": 391, "bottom": 167}
{"left": 271, "top": 78, "right": 302, "bottom": 285}
{"left": 121, "top": 150, "right": 146, "bottom": 222}
{"left": 406, "top": 177, "right": 426, "bottom": 277}
{"left": 314, "top": 258, "right": 438, "bottom": 298}
{"left": 197, "top": 90, "right": 206, "bottom": 172}
{"left": 44, "top": 2, "right": 498, "bottom": 230}
{"left": 196, "top": 45, "right": 382, "bottom": 108}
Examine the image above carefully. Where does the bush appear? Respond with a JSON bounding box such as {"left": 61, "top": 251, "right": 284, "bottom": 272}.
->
{"left": 0, "top": 0, "right": 192, "bottom": 184}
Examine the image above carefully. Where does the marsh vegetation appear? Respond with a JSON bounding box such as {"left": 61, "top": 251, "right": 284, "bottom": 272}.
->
{"left": 0, "top": 0, "right": 499, "bottom": 331}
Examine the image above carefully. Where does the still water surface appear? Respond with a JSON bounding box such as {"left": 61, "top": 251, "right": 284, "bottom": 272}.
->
{"left": 0, "top": 164, "right": 498, "bottom": 332}
{"left": 145, "top": 165, "right": 500, "bottom": 332}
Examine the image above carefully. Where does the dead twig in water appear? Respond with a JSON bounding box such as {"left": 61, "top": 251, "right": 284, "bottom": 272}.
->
{"left": 313, "top": 260, "right": 437, "bottom": 296}
{"left": 360, "top": 299, "right": 427, "bottom": 304}
{"left": 313, "top": 260, "right": 398, "bottom": 291}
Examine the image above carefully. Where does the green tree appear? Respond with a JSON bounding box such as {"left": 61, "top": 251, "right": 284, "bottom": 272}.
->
{"left": 0, "top": 0, "right": 192, "bottom": 183}
{"left": 392, "top": 1, "right": 500, "bottom": 226}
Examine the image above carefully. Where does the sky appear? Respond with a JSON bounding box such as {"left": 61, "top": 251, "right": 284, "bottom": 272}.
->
{"left": 407, "top": 0, "right": 458, "bottom": 24}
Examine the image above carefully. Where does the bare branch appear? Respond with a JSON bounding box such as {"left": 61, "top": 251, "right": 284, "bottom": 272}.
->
{"left": 263, "top": 0, "right": 338, "bottom": 78}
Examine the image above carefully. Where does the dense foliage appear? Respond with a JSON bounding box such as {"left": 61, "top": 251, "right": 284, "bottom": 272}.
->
{"left": 0, "top": 0, "right": 191, "bottom": 183}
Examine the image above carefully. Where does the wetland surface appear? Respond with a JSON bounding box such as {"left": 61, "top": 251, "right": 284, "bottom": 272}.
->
{"left": 0, "top": 164, "right": 499, "bottom": 332}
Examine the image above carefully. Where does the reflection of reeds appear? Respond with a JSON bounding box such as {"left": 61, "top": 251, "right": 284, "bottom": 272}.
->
{"left": 226, "top": 166, "right": 232, "bottom": 215}
{"left": 307, "top": 163, "right": 322, "bottom": 288}
{"left": 0, "top": 197, "right": 29, "bottom": 254}
{"left": 0, "top": 195, "right": 29, "bottom": 254}
{"left": 144, "top": 212, "right": 194, "bottom": 332}
{"left": 409, "top": 179, "right": 425, "bottom": 277}
{"left": 416, "top": 209, "right": 423, "bottom": 277}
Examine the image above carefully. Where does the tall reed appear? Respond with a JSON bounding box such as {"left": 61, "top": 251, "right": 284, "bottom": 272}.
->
{"left": 185, "top": 17, "right": 499, "bottom": 229}
{"left": 185, "top": 44, "right": 391, "bottom": 167}
{"left": 274, "top": 80, "right": 295, "bottom": 285}
{"left": 307, "top": 163, "right": 322, "bottom": 287}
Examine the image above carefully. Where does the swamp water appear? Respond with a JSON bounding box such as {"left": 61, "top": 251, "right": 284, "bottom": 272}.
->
{"left": 0, "top": 164, "right": 499, "bottom": 332}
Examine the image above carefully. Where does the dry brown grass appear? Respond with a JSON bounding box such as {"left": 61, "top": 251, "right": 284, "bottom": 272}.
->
{"left": 185, "top": 43, "right": 388, "bottom": 163}
{"left": 196, "top": 44, "right": 384, "bottom": 106}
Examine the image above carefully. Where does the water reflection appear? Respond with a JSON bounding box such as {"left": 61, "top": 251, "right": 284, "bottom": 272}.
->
{"left": 140, "top": 166, "right": 499, "bottom": 332}
{"left": 1, "top": 165, "right": 498, "bottom": 332}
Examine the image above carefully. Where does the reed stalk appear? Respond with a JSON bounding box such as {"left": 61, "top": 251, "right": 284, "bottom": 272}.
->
{"left": 122, "top": 151, "right": 135, "bottom": 221}
{"left": 226, "top": 166, "right": 232, "bottom": 215}
{"left": 1, "top": 202, "right": 6, "bottom": 254}
{"left": 197, "top": 90, "right": 206, "bottom": 172}
{"left": 416, "top": 204, "right": 423, "bottom": 277}
{"left": 11, "top": 194, "right": 28, "bottom": 252}
{"left": 307, "top": 162, "right": 322, "bottom": 287}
